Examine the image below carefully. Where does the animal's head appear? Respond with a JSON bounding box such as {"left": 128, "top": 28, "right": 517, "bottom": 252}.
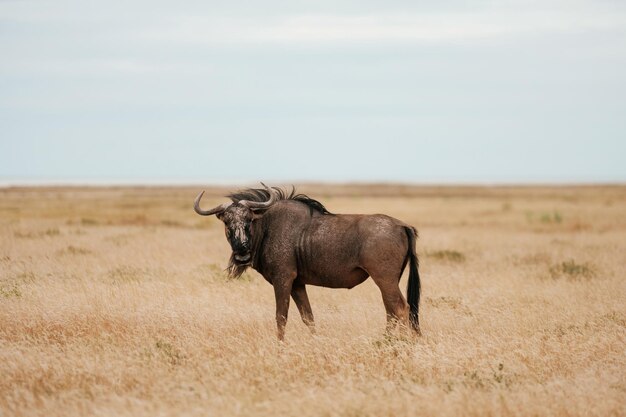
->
{"left": 193, "top": 183, "right": 278, "bottom": 266}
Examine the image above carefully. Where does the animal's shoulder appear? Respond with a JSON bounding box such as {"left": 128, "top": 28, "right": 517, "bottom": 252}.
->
{"left": 267, "top": 199, "right": 315, "bottom": 217}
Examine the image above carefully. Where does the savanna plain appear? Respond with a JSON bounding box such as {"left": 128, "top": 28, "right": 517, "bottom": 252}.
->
{"left": 1, "top": 184, "right": 625, "bottom": 417}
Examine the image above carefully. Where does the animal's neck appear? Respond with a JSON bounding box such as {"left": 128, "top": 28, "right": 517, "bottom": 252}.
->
{"left": 250, "top": 217, "right": 266, "bottom": 270}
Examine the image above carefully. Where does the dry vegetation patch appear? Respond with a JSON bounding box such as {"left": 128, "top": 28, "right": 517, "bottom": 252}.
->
{"left": 0, "top": 185, "right": 625, "bottom": 417}
{"left": 427, "top": 249, "right": 466, "bottom": 263}
{"left": 57, "top": 245, "right": 92, "bottom": 256}
{"left": 549, "top": 260, "right": 596, "bottom": 280}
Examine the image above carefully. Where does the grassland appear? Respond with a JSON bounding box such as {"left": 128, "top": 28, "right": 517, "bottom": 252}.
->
{"left": 1, "top": 184, "right": 625, "bottom": 417}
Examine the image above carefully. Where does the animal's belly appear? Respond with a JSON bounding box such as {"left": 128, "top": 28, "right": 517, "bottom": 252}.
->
{"left": 298, "top": 267, "right": 369, "bottom": 289}
{"left": 297, "top": 221, "right": 370, "bottom": 288}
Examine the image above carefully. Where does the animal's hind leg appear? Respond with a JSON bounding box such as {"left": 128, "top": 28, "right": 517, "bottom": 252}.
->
{"left": 361, "top": 228, "right": 411, "bottom": 332}
{"left": 291, "top": 282, "right": 315, "bottom": 334}
{"left": 371, "top": 276, "right": 410, "bottom": 331}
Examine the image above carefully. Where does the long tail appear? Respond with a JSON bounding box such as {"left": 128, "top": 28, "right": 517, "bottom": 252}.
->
{"left": 404, "top": 226, "right": 421, "bottom": 335}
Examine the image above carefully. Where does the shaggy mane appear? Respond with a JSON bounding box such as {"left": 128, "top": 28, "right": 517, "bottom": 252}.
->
{"left": 224, "top": 185, "right": 331, "bottom": 279}
{"left": 228, "top": 186, "right": 332, "bottom": 215}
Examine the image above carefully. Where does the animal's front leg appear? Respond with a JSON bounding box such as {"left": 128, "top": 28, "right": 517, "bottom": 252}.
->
{"left": 273, "top": 280, "right": 293, "bottom": 341}
{"left": 291, "top": 282, "right": 315, "bottom": 334}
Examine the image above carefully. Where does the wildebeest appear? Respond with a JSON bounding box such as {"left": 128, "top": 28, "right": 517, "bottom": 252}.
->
{"left": 194, "top": 184, "right": 421, "bottom": 340}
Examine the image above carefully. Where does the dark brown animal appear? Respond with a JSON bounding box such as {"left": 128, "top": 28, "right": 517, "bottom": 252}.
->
{"left": 194, "top": 184, "right": 421, "bottom": 340}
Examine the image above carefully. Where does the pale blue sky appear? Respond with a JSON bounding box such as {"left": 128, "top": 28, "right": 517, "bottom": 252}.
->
{"left": 1, "top": 0, "right": 625, "bottom": 183}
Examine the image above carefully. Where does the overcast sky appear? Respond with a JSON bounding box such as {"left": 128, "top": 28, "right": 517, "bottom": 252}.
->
{"left": 1, "top": 0, "right": 625, "bottom": 184}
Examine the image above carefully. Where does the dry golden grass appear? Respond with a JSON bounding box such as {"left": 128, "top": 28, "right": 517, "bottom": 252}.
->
{"left": 1, "top": 184, "right": 625, "bottom": 417}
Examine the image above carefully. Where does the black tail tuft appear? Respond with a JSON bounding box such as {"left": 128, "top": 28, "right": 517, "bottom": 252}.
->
{"left": 404, "top": 227, "right": 421, "bottom": 335}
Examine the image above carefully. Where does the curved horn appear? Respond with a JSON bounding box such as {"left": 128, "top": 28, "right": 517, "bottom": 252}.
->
{"left": 194, "top": 191, "right": 232, "bottom": 216}
{"left": 239, "top": 182, "right": 279, "bottom": 210}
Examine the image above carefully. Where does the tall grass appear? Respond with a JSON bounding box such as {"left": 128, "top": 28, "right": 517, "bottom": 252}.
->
{"left": 0, "top": 185, "right": 625, "bottom": 417}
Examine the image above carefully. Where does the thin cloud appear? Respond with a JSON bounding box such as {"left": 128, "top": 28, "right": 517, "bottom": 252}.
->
{"left": 142, "top": 11, "right": 626, "bottom": 45}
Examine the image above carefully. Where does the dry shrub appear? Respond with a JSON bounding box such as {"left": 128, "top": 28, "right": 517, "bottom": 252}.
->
{"left": 0, "top": 283, "right": 21, "bottom": 298}
{"left": 428, "top": 250, "right": 466, "bottom": 262}
{"left": 58, "top": 246, "right": 92, "bottom": 255}
{"left": 14, "top": 228, "right": 61, "bottom": 238}
{"left": 107, "top": 266, "right": 145, "bottom": 283}
{"left": 549, "top": 260, "right": 595, "bottom": 280}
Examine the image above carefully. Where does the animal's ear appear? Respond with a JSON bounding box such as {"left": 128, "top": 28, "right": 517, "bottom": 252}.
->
{"left": 216, "top": 212, "right": 225, "bottom": 221}
{"left": 252, "top": 212, "right": 264, "bottom": 221}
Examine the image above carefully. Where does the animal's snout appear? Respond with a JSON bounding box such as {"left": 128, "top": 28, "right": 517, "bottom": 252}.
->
{"left": 234, "top": 252, "right": 251, "bottom": 263}
{"left": 228, "top": 230, "right": 250, "bottom": 253}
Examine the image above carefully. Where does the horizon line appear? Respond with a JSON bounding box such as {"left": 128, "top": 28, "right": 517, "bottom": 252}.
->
{"left": 1, "top": 177, "right": 624, "bottom": 188}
